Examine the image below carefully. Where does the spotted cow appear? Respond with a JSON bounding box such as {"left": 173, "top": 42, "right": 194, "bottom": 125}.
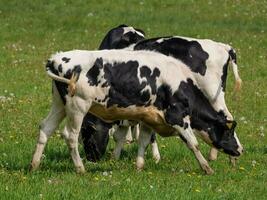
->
{"left": 86, "top": 25, "right": 242, "bottom": 163}
{"left": 30, "top": 49, "right": 243, "bottom": 174}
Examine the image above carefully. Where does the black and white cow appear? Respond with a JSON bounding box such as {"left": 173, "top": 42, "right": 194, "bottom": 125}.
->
{"left": 87, "top": 25, "right": 242, "bottom": 163}
{"left": 30, "top": 49, "right": 243, "bottom": 174}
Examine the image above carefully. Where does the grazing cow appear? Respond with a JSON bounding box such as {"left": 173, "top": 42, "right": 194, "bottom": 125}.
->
{"left": 99, "top": 24, "right": 145, "bottom": 50}
{"left": 30, "top": 49, "right": 243, "bottom": 174}
{"left": 93, "top": 25, "right": 242, "bottom": 162}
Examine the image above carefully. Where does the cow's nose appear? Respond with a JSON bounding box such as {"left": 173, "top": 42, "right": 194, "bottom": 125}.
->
{"left": 238, "top": 146, "right": 244, "bottom": 155}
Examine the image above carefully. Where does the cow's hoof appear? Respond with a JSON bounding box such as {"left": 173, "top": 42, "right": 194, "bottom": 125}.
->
{"left": 153, "top": 155, "right": 161, "bottom": 164}
{"left": 76, "top": 166, "right": 86, "bottom": 174}
{"left": 208, "top": 148, "right": 218, "bottom": 161}
{"left": 29, "top": 162, "right": 39, "bottom": 172}
{"left": 229, "top": 156, "right": 237, "bottom": 166}
{"left": 204, "top": 166, "right": 214, "bottom": 175}
{"left": 136, "top": 156, "right": 144, "bottom": 171}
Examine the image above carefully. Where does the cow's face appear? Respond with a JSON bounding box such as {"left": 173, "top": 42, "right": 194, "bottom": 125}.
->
{"left": 214, "top": 121, "right": 243, "bottom": 156}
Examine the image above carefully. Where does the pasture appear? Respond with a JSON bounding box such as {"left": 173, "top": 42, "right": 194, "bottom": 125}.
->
{"left": 0, "top": 0, "right": 266, "bottom": 199}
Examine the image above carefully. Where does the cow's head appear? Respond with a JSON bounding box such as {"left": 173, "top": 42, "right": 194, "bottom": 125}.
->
{"left": 215, "top": 120, "right": 243, "bottom": 156}
{"left": 203, "top": 119, "right": 243, "bottom": 157}
{"left": 99, "top": 24, "right": 145, "bottom": 50}
{"left": 192, "top": 117, "right": 243, "bottom": 157}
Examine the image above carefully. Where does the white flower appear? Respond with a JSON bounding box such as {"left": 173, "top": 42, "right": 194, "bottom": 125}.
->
{"left": 102, "top": 171, "right": 108, "bottom": 176}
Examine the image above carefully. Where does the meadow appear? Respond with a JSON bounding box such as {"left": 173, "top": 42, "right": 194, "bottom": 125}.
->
{"left": 0, "top": 0, "right": 266, "bottom": 199}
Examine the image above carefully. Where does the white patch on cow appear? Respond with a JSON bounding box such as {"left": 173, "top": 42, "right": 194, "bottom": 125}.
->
{"left": 123, "top": 26, "right": 144, "bottom": 37}
{"left": 156, "top": 38, "right": 165, "bottom": 43}
{"left": 234, "top": 132, "right": 243, "bottom": 155}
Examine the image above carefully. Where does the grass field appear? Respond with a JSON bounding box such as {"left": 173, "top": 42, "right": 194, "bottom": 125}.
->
{"left": 0, "top": 0, "right": 266, "bottom": 199}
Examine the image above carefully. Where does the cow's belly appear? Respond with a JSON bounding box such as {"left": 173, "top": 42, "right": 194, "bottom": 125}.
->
{"left": 88, "top": 103, "right": 176, "bottom": 137}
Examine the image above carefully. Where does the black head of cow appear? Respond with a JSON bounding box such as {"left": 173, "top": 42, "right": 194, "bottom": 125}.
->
{"left": 182, "top": 79, "right": 243, "bottom": 157}
{"left": 215, "top": 120, "right": 242, "bottom": 156}
{"left": 192, "top": 117, "right": 242, "bottom": 157}
{"left": 98, "top": 24, "right": 145, "bottom": 50}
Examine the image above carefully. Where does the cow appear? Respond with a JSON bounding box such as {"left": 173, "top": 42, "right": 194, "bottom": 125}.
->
{"left": 30, "top": 49, "right": 243, "bottom": 174}
{"left": 90, "top": 25, "right": 242, "bottom": 163}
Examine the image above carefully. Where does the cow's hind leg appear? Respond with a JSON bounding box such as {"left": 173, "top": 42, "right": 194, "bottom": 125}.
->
{"left": 62, "top": 98, "right": 92, "bottom": 173}
{"left": 175, "top": 117, "right": 214, "bottom": 175}
{"left": 30, "top": 84, "right": 66, "bottom": 171}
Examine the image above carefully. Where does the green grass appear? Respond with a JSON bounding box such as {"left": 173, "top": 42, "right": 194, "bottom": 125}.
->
{"left": 0, "top": 0, "right": 266, "bottom": 199}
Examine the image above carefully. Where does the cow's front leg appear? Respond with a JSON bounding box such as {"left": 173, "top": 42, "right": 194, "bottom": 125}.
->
{"left": 150, "top": 133, "right": 161, "bottom": 163}
{"left": 208, "top": 147, "right": 218, "bottom": 161}
{"left": 113, "top": 126, "right": 128, "bottom": 160}
{"left": 125, "top": 126, "right": 133, "bottom": 144}
{"left": 175, "top": 117, "right": 214, "bottom": 175}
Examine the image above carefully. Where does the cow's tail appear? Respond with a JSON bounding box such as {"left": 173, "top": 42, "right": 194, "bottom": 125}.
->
{"left": 46, "top": 60, "right": 78, "bottom": 96}
{"left": 228, "top": 48, "right": 242, "bottom": 92}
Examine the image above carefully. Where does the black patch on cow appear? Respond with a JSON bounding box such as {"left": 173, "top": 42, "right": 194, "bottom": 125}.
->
{"left": 81, "top": 113, "right": 112, "bottom": 162}
{"left": 154, "top": 84, "right": 173, "bottom": 110}
{"left": 46, "top": 60, "right": 58, "bottom": 75}
{"left": 140, "top": 66, "right": 160, "bottom": 95}
{"left": 134, "top": 37, "right": 209, "bottom": 75}
{"left": 221, "top": 58, "right": 230, "bottom": 92}
{"left": 72, "top": 65, "right": 82, "bottom": 79}
{"left": 58, "top": 64, "right": 62, "bottom": 73}
{"left": 100, "top": 60, "right": 156, "bottom": 107}
{"left": 99, "top": 24, "right": 145, "bottom": 50}
{"left": 52, "top": 64, "right": 82, "bottom": 105}
{"left": 86, "top": 58, "right": 103, "bottom": 86}
{"left": 229, "top": 49, "right": 237, "bottom": 64}
{"left": 46, "top": 60, "right": 67, "bottom": 104}
{"left": 150, "top": 133, "right": 156, "bottom": 143}
{"left": 62, "top": 57, "right": 71, "bottom": 63}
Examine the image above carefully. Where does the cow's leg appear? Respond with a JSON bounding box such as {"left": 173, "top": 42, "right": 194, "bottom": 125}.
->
{"left": 30, "top": 83, "right": 65, "bottom": 171}
{"left": 136, "top": 123, "right": 153, "bottom": 170}
{"left": 208, "top": 148, "right": 219, "bottom": 161}
{"left": 125, "top": 126, "right": 133, "bottom": 144}
{"left": 133, "top": 123, "right": 140, "bottom": 140}
{"left": 62, "top": 98, "right": 92, "bottom": 173}
{"left": 175, "top": 116, "right": 214, "bottom": 175}
{"left": 150, "top": 133, "right": 160, "bottom": 163}
{"left": 113, "top": 126, "right": 128, "bottom": 159}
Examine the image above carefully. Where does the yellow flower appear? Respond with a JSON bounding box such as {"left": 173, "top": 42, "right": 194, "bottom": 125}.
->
{"left": 239, "top": 166, "right": 245, "bottom": 171}
{"left": 195, "top": 189, "right": 201, "bottom": 193}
